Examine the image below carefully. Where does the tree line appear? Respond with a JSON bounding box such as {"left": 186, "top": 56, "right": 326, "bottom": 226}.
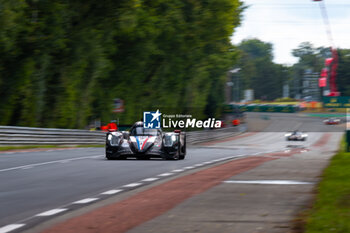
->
{"left": 0, "top": 0, "right": 243, "bottom": 128}
{"left": 2, "top": 1, "right": 350, "bottom": 129}
{"left": 235, "top": 39, "right": 350, "bottom": 101}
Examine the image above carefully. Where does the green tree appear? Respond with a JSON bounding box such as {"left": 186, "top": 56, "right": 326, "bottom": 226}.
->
{"left": 237, "top": 39, "right": 289, "bottom": 100}
{"left": 336, "top": 49, "right": 350, "bottom": 95}
{"left": 0, "top": 0, "right": 244, "bottom": 128}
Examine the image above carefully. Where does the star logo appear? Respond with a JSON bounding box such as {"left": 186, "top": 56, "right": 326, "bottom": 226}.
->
{"left": 150, "top": 109, "right": 162, "bottom": 122}
{"left": 143, "top": 110, "right": 162, "bottom": 129}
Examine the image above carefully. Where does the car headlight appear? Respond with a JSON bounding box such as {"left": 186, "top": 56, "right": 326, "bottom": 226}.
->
{"left": 171, "top": 135, "right": 177, "bottom": 141}
{"left": 164, "top": 134, "right": 177, "bottom": 147}
{"left": 108, "top": 133, "right": 121, "bottom": 146}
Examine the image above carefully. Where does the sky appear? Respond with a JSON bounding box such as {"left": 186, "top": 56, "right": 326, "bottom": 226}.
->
{"left": 231, "top": 0, "right": 350, "bottom": 65}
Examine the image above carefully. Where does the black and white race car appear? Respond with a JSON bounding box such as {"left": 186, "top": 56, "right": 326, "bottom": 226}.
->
{"left": 285, "top": 131, "right": 308, "bottom": 141}
{"left": 106, "top": 121, "right": 186, "bottom": 160}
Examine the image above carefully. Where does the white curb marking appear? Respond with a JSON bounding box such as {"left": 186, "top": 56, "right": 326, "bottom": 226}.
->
{"left": 35, "top": 208, "right": 67, "bottom": 216}
{"left": 123, "top": 183, "right": 142, "bottom": 188}
{"left": 158, "top": 173, "right": 173, "bottom": 177}
{"left": 73, "top": 198, "right": 99, "bottom": 204}
{"left": 172, "top": 169, "right": 184, "bottom": 172}
{"left": 142, "top": 178, "right": 159, "bottom": 182}
{"left": 101, "top": 189, "right": 123, "bottom": 195}
{"left": 0, "top": 224, "right": 25, "bottom": 233}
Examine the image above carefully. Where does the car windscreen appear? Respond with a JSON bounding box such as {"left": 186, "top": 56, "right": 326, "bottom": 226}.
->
{"left": 131, "top": 127, "right": 158, "bottom": 136}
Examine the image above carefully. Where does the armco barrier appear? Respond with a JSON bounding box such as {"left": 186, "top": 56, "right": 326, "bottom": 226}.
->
{"left": 0, "top": 126, "right": 106, "bottom": 145}
{"left": 0, "top": 125, "right": 244, "bottom": 146}
{"left": 186, "top": 126, "right": 244, "bottom": 144}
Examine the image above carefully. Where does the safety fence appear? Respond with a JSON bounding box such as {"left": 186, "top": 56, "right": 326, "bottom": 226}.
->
{"left": 0, "top": 125, "right": 244, "bottom": 146}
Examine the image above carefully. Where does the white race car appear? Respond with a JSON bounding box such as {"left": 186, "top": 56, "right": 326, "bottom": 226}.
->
{"left": 106, "top": 121, "right": 186, "bottom": 160}
{"left": 285, "top": 131, "right": 307, "bottom": 141}
{"left": 323, "top": 118, "right": 341, "bottom": 125}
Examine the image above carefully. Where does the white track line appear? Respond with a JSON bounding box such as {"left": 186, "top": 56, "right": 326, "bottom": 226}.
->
{"left": 123, "top": 183, "right": 142, "bottom": 188}
{"left": 172, "top": 169, "right": 184, "bottom": 172}
{"left": 0, "top": 155, "right": 102, "bottom": 173}
{"left": 0, "top": 224, "right": 25, "bottom": 233}
{"left": 35, "top": 209, "right": 67, "bottom": 216}
{"left": 72, "top": 198, "right": 99, "bottom": 204}
{"left": 158, "top": 173, "right": 173, "bottom": 177}
{"left": 59, "top": 160, "right": 70, "bottom": 163}
{"left": 223, "top": 180, "right": 314, "bottom": 185}
{"left": 0, "top": 154, "right": 254, "bottom": 232}
{"left": 142, "top": 178, "right": 159, "bottom": 182}
{"left": 101, "top": 189, "right": 123, "bottom": 195}
{"left": 194, "top": 164, "right": 204, "bottom": 167}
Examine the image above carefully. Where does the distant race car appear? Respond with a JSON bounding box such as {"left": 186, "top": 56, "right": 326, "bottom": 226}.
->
{"left": 106, "top": 121, "right": 186, "bottom": 160}
{"left": 285, "top": 131, "right": 308, "bottom": 141}
{"left": 323, "top": 118, "right": 341, "bottom": 125}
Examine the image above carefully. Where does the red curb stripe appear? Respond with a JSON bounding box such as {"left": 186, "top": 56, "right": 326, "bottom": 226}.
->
{"left": 42, "top": 156, "right": 276, "bottom": 233}
{"left": 312, "top": 133, "right": 331, "bottom": 147}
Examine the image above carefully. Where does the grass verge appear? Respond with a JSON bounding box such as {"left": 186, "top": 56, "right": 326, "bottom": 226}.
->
{"left": 0, "top": 144, "right": 104, "bottom": 151}
{"left": 303, "top": 138, "right": 350, "bottom": 233}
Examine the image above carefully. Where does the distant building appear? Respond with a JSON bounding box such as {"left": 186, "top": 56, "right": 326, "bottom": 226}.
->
{"left": 283, "top": 84, "right": 289, "bottom": 98}
{"left": 244, "top": 89, "right": 254, "bottom": 102}
{"left": 302, "top": 70, "right": 320, "bottom": 101}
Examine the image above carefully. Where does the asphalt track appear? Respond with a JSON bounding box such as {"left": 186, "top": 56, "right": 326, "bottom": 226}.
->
{"left": 0, "top": 147, "right": 263, "bottom": 229}
{"left": 0, "top": 112, "right": 345, "bottom": 232}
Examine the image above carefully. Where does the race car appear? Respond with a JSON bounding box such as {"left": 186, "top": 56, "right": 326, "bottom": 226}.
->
{"left": 323, "top": 118, "right": 341, "bottom": 125}
{"left": 285, "top": 131, "right": 308, "bottom": 141}
{"left": 106, "top": 121, "right": 186, "bottom": 160}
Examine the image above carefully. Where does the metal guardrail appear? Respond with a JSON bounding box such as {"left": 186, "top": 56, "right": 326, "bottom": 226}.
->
{"left": 186, "top": 126, "right": 244, "bottom": 144}
{"left": 0, "top": 126, "right": 106, "bottom": 145}
{"left": 0, "top": 125, "right": 245, "bottom": 146}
